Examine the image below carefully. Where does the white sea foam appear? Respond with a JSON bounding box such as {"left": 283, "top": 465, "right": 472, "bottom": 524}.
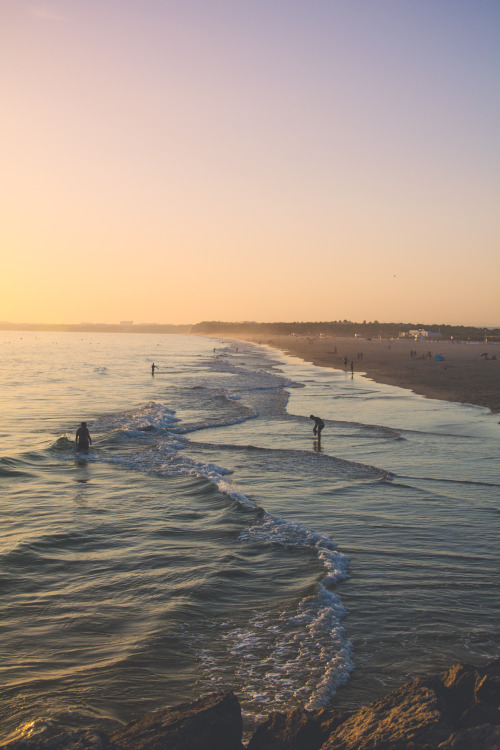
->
{"left": 192, "top": 511, "right": 353, "bottom": 713}
{"left": 243, "top": 513, "right": 350, "bottom": 584}
{"left": 195, "top": 585, "right": 352, "bottom": 715}
{"left": 92, "top": 401, "right": 179, "bottom": 432}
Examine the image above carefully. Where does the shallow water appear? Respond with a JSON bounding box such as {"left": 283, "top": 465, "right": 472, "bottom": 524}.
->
{"left": 0, "top": 331, "right": 498, "bottom": 742}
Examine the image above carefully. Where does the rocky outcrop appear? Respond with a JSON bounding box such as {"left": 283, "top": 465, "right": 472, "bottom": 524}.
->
{"left": 248, "top": 660, "right": 500, "bottom": 750}
{"left": 2, "top": 661, "right": 499, "bottom": 750}
{"left": 246, "top": 706, "right": 349, "bottom": 750}
{"left": 109, "top": 691, "right": 243, "bottom": 750}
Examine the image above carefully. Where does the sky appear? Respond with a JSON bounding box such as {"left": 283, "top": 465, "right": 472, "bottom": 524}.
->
{"left": 1, "top": 0, "right": 498, "bottom": 326}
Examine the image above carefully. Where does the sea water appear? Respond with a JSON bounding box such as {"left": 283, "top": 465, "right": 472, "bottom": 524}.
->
{"left": 0, "top": 332, "right": 498, "bottom": 742}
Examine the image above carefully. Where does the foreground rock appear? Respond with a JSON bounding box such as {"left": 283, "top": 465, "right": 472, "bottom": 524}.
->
{"left": 2, "top": 661, "right": 499, "bottom": 750}
{"left": 322, "top": 660, "right": 500, "bottom": 750}
{"left": 109, "top": 691, "right": 243, "bottom": 750}
{"left": 248, "top": 660, "right": 500, "bottom": 750}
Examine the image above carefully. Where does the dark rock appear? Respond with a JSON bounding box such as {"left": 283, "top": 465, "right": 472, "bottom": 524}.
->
{"left": 437, "top": 724, "right": 500, "bottom": 749}
{"left": 245, "top": 660, "right": 499, "bottom": 750}
{"left": 440, "top": 659, "right": 500, "bottom": 729}
{"left": 246, "top": 706, "right": 349, "bottom": 750}
{"left": 110, "top": 691, "right": 243, "bottom": 750}
{"left": 319, "top": 660, "right": 500, "bottom": 750}
{"left": 320, "top": 678, "right": 448, "bottom": 749}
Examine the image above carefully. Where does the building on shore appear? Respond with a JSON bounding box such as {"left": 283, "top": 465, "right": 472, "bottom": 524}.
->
{"left": 400, "top": 329, "right": 442, "bottom": 341}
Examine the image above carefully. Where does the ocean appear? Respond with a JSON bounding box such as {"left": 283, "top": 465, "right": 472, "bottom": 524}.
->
{"left": 1, "top": 331, "right": 498, "bottom": 743}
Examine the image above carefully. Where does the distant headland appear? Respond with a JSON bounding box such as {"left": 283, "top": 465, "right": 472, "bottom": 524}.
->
{"left": 191, "top": 320, "right": 499, "bottom": 342}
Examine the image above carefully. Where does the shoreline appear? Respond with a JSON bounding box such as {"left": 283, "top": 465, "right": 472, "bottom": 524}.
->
{"left": 209, "top": 333, "right": 500, "bottom": 414}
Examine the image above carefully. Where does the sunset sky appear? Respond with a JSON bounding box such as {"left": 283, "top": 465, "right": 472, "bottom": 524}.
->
{"left": 1, "top": 1, "right": 498, "bottom": 326}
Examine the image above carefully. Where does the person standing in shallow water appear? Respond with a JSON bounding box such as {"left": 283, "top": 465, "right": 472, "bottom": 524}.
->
{"left": 151, "top": 363, "right": 158, "bottom": 376}
{"left": 75, "top": 422, "right": 92, "bottom": 450}
{"left": 310, "top": 415, "right": 325, "bottom": 439}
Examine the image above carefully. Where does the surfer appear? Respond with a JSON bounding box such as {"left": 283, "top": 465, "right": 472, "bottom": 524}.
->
{"left": 151, "top": 363, "right": 158, "bottom": 375}
{"left": 310, "top": 415, "right": 325, "bottom": 439}
{"left": 75, "top": 422, "right": 92, "bottom": 450}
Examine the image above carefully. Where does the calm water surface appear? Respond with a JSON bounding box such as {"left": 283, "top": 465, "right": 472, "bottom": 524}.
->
{"left": 0, "top": 332, "right": 498, "bottom": 742}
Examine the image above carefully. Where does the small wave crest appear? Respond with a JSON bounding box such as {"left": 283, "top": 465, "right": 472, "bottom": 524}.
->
{"left": 209, "top": 355, "right": 291, "bottom": 392}
{"left": 51, "top": 434, "right": 75, "bottom": 451}
{"left": 93, "top": 401, "right": 179, "bottom": 433}
{"left": 174, "top": 411, "right": 257, "bottom": 434}
{"left": 107, "top": 443, "right": 257, "bottom": 508}
{"left": 196, "top": 512, "right": 352, "bottom": 716}
{"left": 242, "top": 512, "right": 349, "bottom": 587}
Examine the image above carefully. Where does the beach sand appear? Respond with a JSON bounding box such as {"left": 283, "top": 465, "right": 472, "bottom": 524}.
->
{"left": 224, "top": 334, "right": 500, "bottom": 413}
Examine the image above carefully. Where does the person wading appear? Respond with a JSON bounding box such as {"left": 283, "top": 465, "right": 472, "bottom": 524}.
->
{"left": 75, "top": 422, "right": 92, "bottom": 450}
{"left": 310, "top": 415, "right": 325, "bottom": 439}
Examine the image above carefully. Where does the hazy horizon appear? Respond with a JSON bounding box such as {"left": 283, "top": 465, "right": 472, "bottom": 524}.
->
{"left": 2, "top": 1, "right": 498, "bottom": 327}
{"left": 1, "top": 317, "right": 499, "bottom": 330}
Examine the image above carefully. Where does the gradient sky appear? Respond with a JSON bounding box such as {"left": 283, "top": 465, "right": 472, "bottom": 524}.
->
{"left": 1, "top": 0, "right": 498, "bottom": 326}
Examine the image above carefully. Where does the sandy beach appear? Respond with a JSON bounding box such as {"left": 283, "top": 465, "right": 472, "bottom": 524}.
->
{"left": 223, "top": 333, "right": 500, "bottom": 414}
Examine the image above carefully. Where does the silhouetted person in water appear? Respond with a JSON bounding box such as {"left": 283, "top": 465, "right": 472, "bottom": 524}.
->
{"left": 76, "top": 422, "right": 92, "bottom": 450}
{"left": 151, "top": 363, "right": 158, "bottom": 375}
{"left": 350, "top": 360, "right": 354, "bottom": 377}
{"left": 310, "top": 415, "right": 325, "bottom": 440}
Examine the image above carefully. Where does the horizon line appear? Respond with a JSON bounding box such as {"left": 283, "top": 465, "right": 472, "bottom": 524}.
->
{"left": 1, "top": 320, "right": 499, "bottom": 331}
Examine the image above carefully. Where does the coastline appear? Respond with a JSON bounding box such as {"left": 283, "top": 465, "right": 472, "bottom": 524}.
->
{"left": 211, "top": 333, "right": 500, "bottom": 414}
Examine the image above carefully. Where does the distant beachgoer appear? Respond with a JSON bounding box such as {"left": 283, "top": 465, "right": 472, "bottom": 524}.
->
{"left": 343, "top": 356, "right": 348, "bottom": 368}
{"left": 350, "top": 360, "right": 354, "bottom": 376}
{"left": 151, "top": 363, "right": 158, "bottom": 375}
{"left": 310, "top": 415, "right": 325, "bottom": 439}
{"left": 76, "top": 422, "right": 92, "bottom": 450}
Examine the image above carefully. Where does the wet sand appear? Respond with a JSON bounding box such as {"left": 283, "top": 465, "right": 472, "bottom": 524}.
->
{"left": 226, "top": 334, "right": 500, "bottom": 414}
